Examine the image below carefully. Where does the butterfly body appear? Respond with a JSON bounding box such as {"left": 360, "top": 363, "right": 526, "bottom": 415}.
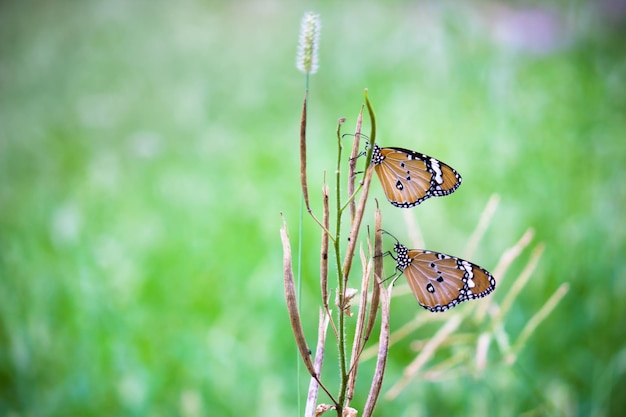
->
{"left": 372, "top": 144, "right": 462, "bottom": 208}
{"left": 393, "top": 241, "right": 495, "bottom": 312}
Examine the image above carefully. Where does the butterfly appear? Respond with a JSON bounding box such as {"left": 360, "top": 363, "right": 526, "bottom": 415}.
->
{"left": 371, "top": 144, "right": 462, "bottom": 208}
{"left": 389, "top": 239, "right": 495, "bottom": 312}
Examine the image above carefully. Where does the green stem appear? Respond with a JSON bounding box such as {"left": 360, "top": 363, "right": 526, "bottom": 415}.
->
{"left": 363, "top": 89, "right": 377, "bottom": 166}
{"left": 334, "top": 123, "right": 348, "bottom": 413}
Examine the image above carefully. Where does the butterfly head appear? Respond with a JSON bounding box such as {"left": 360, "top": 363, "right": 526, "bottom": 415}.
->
{"left": 379, "top": 230, "right": 410, "bottom": 271}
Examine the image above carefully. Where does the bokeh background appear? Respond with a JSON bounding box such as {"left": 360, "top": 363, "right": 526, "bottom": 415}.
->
{"left": 1, "top": 0, "right": 625, "bottom": 416}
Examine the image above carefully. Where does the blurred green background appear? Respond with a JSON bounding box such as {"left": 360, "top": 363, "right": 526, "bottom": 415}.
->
{"left": 1, "top": 0, "right": 625, "bottom": 416}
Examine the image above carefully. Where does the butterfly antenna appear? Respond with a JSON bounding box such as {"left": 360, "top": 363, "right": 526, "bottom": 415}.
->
{"left": 341, "top": 132, "right": 370, "bottom": 141}
{"left": 378, "top": 229, "right": 400, "bottom": 244}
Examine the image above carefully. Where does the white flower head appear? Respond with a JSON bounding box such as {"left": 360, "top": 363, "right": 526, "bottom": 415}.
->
{"left": 296, "top": 12, "right": 321, "bottom": 75}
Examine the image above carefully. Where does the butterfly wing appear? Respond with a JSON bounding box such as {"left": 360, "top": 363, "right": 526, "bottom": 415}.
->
{"left": 373, "top": 146, "right": 462, "bottom": 208}
{"left": 394, "top": 243, "right": 495, "bottom": 312}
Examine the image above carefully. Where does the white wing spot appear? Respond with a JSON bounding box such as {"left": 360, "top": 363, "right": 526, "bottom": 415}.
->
{"left": 430, "top": 158, "right": 444, "bottom": 184}
{"left": 461, "top": 261, "right": 474, "bottom": 278}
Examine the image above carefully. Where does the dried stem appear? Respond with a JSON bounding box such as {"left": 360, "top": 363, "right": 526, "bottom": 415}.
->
{"left": 362, "top": 268, "right": 391, "bottom": 417}
{"left": 281, "top": 216, "right": 336, "bottom": 405}
{"left": 341, "top": 165, "right": 374, "bottom": 288}
{"left": 320, "top": 182, "right": 329, "bottom": 309}
{"left": 300, "top": 95, "right": 310, "bottom": 209}
{"left": 347, "top": 107, "right": 364, "bottom": 220}
{"left": 335, "top": 92, "right": 378, "bottom": 415}
{"left": 334, "top": 117, "right": 349, "bottom": 412}
{"left": 346, "top": 240, "right": 374, "bottom": 404}
{"left": 321, "top": 180, "right": 339, "bottom": 337}
{"left": 290, "top": 87, "right": 388, "bottom": 415}
{"left": 305, "top": 308, "right": 331, "bottom": 417}
{"left": 364, "top": 205, "right": 382, "bottom": 342}
{"left": 299, "top": 94, "right": 334, "bottom": 236}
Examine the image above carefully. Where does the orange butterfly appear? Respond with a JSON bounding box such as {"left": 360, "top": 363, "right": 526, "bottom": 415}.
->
{"left": 390, "top": 239, "right": 495, "bottom": 312}
{"left": 372, "top": 144, "right": 462, "bottom": 208}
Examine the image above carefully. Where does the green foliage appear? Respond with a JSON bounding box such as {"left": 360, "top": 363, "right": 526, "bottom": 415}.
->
{"left": 1, "top": 1, "right": 625, "bottom": 416}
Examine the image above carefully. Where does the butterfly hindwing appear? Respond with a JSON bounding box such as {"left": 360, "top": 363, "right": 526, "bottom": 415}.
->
{"left": 372, "top": 145, "right": 462, "bottom": 208}
{"left": 393, "top": 242, "right": 495, "bottom": 312}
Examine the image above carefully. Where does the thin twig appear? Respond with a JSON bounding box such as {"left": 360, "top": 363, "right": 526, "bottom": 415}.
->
{"left": 348, "top": 107, "right": 364, "bottom": 221}
{"left": 305, "top": 308, "right": 331, "bottom": 417}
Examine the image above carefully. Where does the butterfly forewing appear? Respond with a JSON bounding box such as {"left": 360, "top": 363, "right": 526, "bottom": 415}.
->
{"left": 374, "top": 149, "right": 431, "bottom": 204}
{"left": 394, "top": 243, "right": 495, "bottom": 312}
{"left": 372, "top": 145, "right": 462, "bottom": 208}
{"left": 403, "top": 252, "right": 465, "bottom": 311}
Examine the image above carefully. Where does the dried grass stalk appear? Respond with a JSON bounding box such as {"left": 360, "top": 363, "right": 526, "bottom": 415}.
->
{"left": 364, "top": 207, "right": 382, "bottom": 341}
{"left": 281, "top": 218, "right": 316, "bottom": 377}
{"left": 362, "top": 273, "right": 391, "bottom": 417}
{"left": 305, "top": 308, "right": 331, "bottom": 417}
{"left": 386, "top": 315, "right": 462, "bottom": 400}
{"left": 346, "top": 245, "right": 372, "bottom": 403}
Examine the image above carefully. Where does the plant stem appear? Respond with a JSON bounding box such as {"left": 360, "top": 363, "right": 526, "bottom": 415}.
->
{"left": 334, "top": 123, "right": 348, "bottom": 413}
